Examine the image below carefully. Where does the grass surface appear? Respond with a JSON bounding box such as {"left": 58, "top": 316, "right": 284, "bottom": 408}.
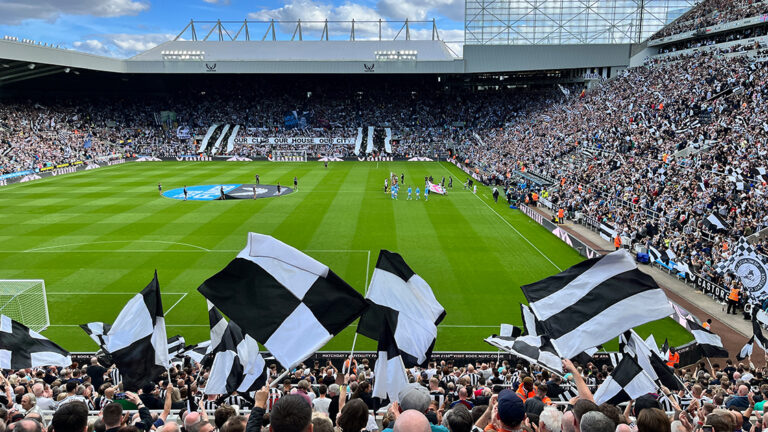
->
{"left": 0, "top": 161, "right": 692, "bottom": 353}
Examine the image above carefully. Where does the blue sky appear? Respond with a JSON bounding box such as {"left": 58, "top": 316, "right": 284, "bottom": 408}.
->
{"left": 0, "top": 0, "right": 466, "bottom": 57}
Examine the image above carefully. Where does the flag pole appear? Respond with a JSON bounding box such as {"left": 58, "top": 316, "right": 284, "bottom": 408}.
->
{"left": 350, "top": 333, "right": 359, "bottom": 357}
{"left": 270, "top": 369, "right": 291, "bottom": 388}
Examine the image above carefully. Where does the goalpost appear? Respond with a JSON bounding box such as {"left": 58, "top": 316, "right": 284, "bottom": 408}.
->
{"left": 0, "top": 280, "right": 50, "bottom": 332}
{"left": 273, "top": 150, "right": 308, "bottom": 162}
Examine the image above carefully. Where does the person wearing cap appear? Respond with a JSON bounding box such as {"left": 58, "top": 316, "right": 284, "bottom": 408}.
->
{"left": 516, "top": 377, "right": 535, "bottom": 401}
{"left": 382, "top": 384, "right": 449, "bottom": 432}
{"left": 489, "top": 389, "right": 526, "bottom": 432}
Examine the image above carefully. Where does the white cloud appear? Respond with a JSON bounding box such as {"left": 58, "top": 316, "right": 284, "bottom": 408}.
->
{"left": 377, "top": 0, "right": 464, "bottom": 22}
{"left": 0, "top": 0, "right": 149, "bottom": 25}
{"left": 248, "top": 0, "right": 464, "bottom": 41}
{"left": 202, "top": 0, "right": 230, "bottom": 4}
{"left": 72, "top": 33, "right": 173, "bottom": 57}
{"left": 72, "top": 39, "right": 109, "bottom": 55}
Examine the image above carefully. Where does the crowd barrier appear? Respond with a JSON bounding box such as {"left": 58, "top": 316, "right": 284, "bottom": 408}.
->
{"left": 519, "top": 204, "right": 602, "bottom": 259}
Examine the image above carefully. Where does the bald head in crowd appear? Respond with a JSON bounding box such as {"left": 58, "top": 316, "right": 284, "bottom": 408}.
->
{"left": 162, "top": 422, "right": 180, "bottom": 432}
{"left": 393, "top": 410, "right": 431, "bottom": 432}
{"left": 184, "top": 412, "right": 202, "bottom": 429}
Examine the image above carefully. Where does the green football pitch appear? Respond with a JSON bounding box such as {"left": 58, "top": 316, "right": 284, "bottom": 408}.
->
{"left": 0, "top": 161, "right": 692, "bottom": 353}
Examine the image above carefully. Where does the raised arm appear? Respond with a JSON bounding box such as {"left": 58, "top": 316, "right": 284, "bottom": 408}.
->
{"left": 562, "top": 359, "right": 594, "bottom": 402}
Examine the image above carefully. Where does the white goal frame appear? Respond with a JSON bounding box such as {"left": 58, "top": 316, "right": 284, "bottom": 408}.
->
{"left": 0, "top": 279, "right": 50, "bottom": 332}
{"left": 273, "top": 150, "right": 308, "bottom": 162}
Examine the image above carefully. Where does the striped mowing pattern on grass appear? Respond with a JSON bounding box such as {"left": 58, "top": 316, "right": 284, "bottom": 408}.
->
{"left": 0, "top": 161, "right": 692, "bottom": 352}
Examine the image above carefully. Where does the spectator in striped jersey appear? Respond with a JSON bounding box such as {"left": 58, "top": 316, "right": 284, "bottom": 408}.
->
{"left": 107, "top": 368, "right": 121, "bottom": 386}
{"left": 267, "top": 386, "right": 283, "bottom": 412}
{"left": 428, "top": 378, "right": 445, "bottom": 410}
{"left": 201, "top": 394, "right": 219, "bottom": 411}
{"left": 223, "top": 394, "right": 251, "bottom": 409}
{"left": 440, "top": 370, "right": 459, "bottom": 389}
{"left": 96, "top": 387, "right": 115, "bottom": 409}
{"left": 459, "top": 366, "right": 479, "bottom": 388}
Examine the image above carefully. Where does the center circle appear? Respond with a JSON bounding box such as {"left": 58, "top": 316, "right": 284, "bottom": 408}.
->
{"left": 161, "top": 184, "right": 295, "bottom": 201}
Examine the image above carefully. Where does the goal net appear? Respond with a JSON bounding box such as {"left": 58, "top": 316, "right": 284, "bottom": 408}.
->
{"left": 0, "top": 280, "right": 49, "bottom": 332}
{"left": 273, "top": 150, "right": 308, "bottom": 162}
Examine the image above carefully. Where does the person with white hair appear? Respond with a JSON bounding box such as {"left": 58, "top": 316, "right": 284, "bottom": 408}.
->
{"left": 31, "top": 383, "right": 54, "bottom": 411}
{"left": 538, "top": 407, "right": 562, "bottom": 432}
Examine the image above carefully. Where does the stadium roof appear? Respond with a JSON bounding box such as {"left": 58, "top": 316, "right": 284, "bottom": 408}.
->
{"left": 0, "top": 17, "right": 645, "bottom": 81}
{"left": 131, "top": 40, "right": 458, "bottom": 62}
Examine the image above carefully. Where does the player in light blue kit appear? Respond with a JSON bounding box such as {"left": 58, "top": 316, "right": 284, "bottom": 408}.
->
{"left": 415, "top": 186, "right": 420, "bottom": 200}
{"left": 425, "top": 185, "right": 430, "bottom": 201}
{"left": 391, "top": 184, "right": 396, "bottom": 200}
{"left": 407, "top": 185, "right": 412, "bottom": 200}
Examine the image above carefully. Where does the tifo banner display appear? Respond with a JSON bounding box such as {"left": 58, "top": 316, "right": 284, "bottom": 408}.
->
{"left": 233, "top": 137, "right": 356, "bottom": 146}
{"left": 715, "top": 238, "right": 768, "bottom": 300}
{"left": 519, "top": 204, "right": 602, "bottom": 259}
{"left": 176, "top": 126, "right": 191, "bottom": 139}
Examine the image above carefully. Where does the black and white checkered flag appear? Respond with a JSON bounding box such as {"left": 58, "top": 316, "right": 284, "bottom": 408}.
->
{"left": 687, "top": 318, "right": 729, "bottom": 358}
{"left": 372, "top": 320, "right": 409, "bottom": 401}
{"left": 174, "top": 341, "right": 211, "bottom": 364}
{"left": 205, "top": 319, "right": 266, "bottom": 395}
{"left": 593, "top": 355, "right": 658, "bottom": 405}
{"left": 521, "top": 250, "right": 673, "bottom": 359}
{"left": 199, "top": 233, "right": 369, "bottom": 369}
{"left": 167, "top": 335, "right": 185, "bottom": 359}
{"left": 484, "top": 334, "right": 563, "bottom": 373}
{"left": 105, "top": 271, "right": 170, "bottom": 391}
{"left": 200, "top": 302, "right": 228, "bottom": 367}
{"left": 0, "top": 315, "right": 71, "bottom": 369}
{"left": 80, "top": 322, "right": 112, "bottom": 348}
{"left": 357, "top": 250, "right": 445, "bottom": 366}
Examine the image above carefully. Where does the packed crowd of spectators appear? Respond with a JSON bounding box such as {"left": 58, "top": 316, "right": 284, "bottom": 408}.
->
{"left": 656, "top": 26, "right": 768, "bottom": 56}
{"left": 5, "top": 352, "right": 768, "bottom": 432}
{"left": 452, "top": 41, "right": 768, "bottom": 294}
{"left": 651, "top": 0, "right": 768, "bottom": 40}
{"left": 0, "top": 102, "right": 124, "bottom": 175}
{"left": 1, "top": 88, "right": 545, "bottom": 173}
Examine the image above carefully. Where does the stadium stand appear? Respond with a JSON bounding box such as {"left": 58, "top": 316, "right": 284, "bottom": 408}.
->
{"left": 6, "top": 0, "right": 768, "bottom": 430}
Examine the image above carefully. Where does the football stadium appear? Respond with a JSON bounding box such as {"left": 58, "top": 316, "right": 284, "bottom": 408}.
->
{"left": 2, "top": 0, "right": 768, "bottom": 428}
